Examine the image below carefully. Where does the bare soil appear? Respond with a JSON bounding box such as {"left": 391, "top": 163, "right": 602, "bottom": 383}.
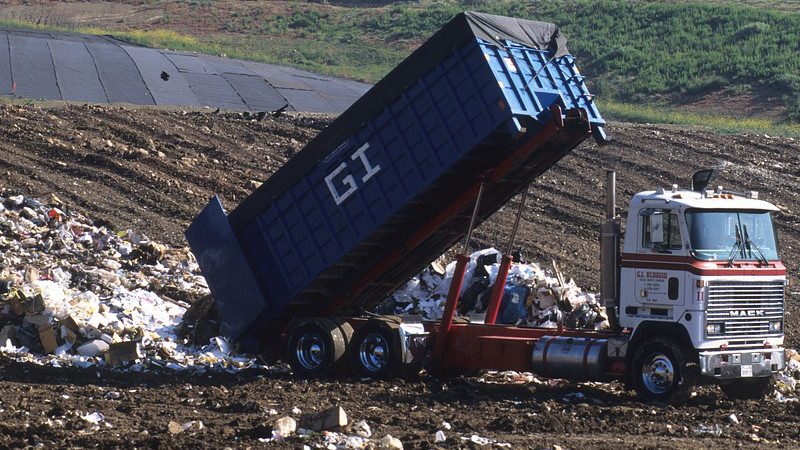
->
{"left": 0, "top": 103, "right": 799, "bottom": 448}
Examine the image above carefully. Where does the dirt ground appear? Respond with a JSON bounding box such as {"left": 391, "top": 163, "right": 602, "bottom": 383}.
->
{"left": 1, "top": 103, "right": 799, "bottom": 448}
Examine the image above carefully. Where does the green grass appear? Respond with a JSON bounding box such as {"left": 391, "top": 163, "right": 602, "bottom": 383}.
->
{"left": 3, "top": 1, "right": 800, "bottom": 131}
{"left": 599, "top": 100, "right": 800, "bottom": 137}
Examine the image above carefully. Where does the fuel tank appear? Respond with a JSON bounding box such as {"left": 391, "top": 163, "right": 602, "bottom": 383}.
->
{"left": 531, "top": 336, "right": 609, "bottom": 381}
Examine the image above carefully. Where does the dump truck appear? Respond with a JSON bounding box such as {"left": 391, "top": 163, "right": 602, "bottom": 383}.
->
{"left": 186, "top": 12, "right": 786, "bottom": 403}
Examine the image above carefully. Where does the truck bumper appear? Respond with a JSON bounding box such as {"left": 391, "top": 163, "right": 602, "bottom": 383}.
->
{"left": 699, "top": 348, "right": 785, "bottom": 379}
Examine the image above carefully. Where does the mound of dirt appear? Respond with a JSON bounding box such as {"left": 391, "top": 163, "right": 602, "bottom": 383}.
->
{"left": 0, "top": 103, "right": 799, "bottom": 448}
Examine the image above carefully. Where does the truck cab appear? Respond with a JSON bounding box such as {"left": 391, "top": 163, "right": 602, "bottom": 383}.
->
{"left": 619, "top": 185, "right": 786, "bottom": 401}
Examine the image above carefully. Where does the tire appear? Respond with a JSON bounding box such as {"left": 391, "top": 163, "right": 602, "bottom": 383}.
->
{"left": 720, "top": 376, "right": 774, "bottom": 400}
{"left": 350, "top": 320, "right": 403, "bottom": 379}
{"left": 631, "top": 337, "right": 697, "bottom": 404}
{"left": 286, "top": 319, "right": 351, "bottom": 378}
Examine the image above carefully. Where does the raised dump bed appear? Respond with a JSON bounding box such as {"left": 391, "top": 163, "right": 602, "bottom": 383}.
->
{"left": 186, "top": 11, "right": 607, "bottom": 348}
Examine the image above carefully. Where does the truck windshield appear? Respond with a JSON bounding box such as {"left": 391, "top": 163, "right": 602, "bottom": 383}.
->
{"left": 686, "top": 210, "right": 779, "bottom": 261}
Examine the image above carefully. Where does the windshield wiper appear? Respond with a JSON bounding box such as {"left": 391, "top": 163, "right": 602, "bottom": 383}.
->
{"left": 743, "top": 225, "right": 769, "bottom": 266}
{"left": 727, "top": 225, "right": 743, "bottom": 266}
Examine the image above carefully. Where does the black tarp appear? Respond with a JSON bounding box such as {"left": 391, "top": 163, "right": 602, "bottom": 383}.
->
{"left": 49, "top": 40, "right": 108, "bottom": 103}
{"left": 0, "top": 27, "right": 367, "bottom": 113}
{"left": 86, "top": 42, "right": 154, "bottom": 105}
{"left": 276, "top": 88, "right": 334, "bottom": 113}
{"left": 124, "top": 45, "right": 200, "bottom": 107}
{"left": 165, "top": 52, "right": 219, "bottom": 75}
{"left": 9, "top": 35, "right": 61, "bottom": 100}
{"left": 222, "top": 73, "right": 287, "bottom": 111}
{"left": 462, "top": 11, "right": 568, "bottom": 58}
{"left": 183, "top": 73, "right": 248, "bottom": 111}
{"left": 0, "top": 34, "right": 11, "bottom": 95}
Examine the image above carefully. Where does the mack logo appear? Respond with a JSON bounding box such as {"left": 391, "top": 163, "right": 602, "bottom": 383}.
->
{"left": 728, "top": 309, "right": 765, "bottom": 317}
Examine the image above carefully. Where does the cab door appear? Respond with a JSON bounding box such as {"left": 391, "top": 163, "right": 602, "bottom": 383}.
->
{"left": 635, "top": 209, "right": 686, "bottom": 310}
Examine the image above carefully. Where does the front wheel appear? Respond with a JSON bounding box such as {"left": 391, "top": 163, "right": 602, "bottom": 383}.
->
{"left": 720, "top": 376, "right": 774, "bottom": 400}
{"left": 631, "top": 337, "right": 697, "bottom": 404}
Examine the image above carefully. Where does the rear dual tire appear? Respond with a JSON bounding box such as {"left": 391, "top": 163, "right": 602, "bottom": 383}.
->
{"left": 287, "top": 319, "right": 352, "bottom": 378}
{"left": 350, "top": 320, "right": 403, "bottom": 379}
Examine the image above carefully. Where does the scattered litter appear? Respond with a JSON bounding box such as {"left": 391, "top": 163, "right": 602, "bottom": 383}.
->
{"left": 322, "top": 431, "right": 369, "bottom": 449}
{"left": 729, "top": 414, "right": 739, "bottom": 425}
{"left": 167, "top": 421, "right": 184, "bottom": 435}
{"left": 460, "top": 434, "right": 511, "bottom": 447}
{"left": 298, "top": 406, "right": 347, "bottom": 431}
{"left": 376, "top": 434, "right": 403, "bottom": 449}
{"left": 0, "top": 190, "right": 264, "bottom": 373}
{"left": 694, "top": 424, "right": 723, "bottom": 436}
{"left": 435, "top": 430, "right": 446, "bottom": 442}
{"left": 81, "top": 411, "right": 105, "bottom": 424}
{"left": 272, "top": 416, "right": 297, "bottom": 438}
{"left": 382, "top": 249, "right": 608, "bottom": 330}
{"left": 352, "top": 419, "right": 371, "bottom": 438}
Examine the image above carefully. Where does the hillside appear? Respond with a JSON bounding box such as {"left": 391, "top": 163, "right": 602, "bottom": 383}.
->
{"left": 0, "top": 102, "right": 797, "bottom": 345}
{"left": 1, "top": 0, "right": 798, "bottom": 127}
{"left": 0, "top": 103, "right": 799, "bottom": 448}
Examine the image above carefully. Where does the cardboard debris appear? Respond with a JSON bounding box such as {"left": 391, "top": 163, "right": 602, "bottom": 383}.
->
{"left": 0, "top": 189, "right": 261, "bottom": 373}
{"left": 105, "top": 341, "right": 139, "bottom": 366}
{"left": 298, "top": 406, "right": 348, "bottom": 431}
{"left": 76, "top": 339, "right": 109, "bottom": 357}
{"left": 38, "top": 324, "right": 58, "bottom": 354}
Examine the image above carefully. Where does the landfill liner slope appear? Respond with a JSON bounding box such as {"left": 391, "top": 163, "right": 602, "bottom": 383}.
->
{"left": 0, "top": 103, "right": 799, "bottom": 448}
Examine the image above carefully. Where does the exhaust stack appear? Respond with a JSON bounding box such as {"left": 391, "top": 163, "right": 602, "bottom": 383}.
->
{"left": 600, "top": 171, "right": 620, "bottom": 330}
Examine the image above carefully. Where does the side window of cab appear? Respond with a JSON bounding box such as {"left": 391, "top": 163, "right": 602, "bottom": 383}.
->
{"left": 641, "top": 209, "right": 682, "bottom": 252}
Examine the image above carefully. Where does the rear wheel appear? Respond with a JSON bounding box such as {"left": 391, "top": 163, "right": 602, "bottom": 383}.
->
{"left": 350, "top": 320, "right": 403, "bottom": 379}
{"left": 287, "top": 319, "right": 351, "bottom": 378}
{"left": 631, "top": 337, "right": 697, "bottom": 404}
{"left": 720, "top": 376, "right": 774, "bottom": 400}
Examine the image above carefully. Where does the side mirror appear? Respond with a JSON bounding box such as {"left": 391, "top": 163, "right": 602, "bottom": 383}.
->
{"left": 650, "top": 213, "right": 664, "bottom": 244}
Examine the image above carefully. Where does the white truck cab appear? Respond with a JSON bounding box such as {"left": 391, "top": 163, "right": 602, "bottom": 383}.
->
{"left": 615, "top": 182, "right": 786, "bottom": 401}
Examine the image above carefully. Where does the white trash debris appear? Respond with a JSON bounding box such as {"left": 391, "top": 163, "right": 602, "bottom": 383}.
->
{"left": 0, "top": 190, "right": 263, "bottom": 373}
{"left": 435, "top": 430, "right": 447, "bottom": 442}
{"left": 81, "top": 411, "right": 106, "bottom": 424}
{"left": 381, "top": 248, "right": 608, "bottom": 330}
{"left": 352, "top": 419, "right": 371, "bottom": 438}
{"left": 272, "top": 416, "right": 297, "bottom": 438}
{"left": 376, "top": 434, "right": 403, "bottom": 449}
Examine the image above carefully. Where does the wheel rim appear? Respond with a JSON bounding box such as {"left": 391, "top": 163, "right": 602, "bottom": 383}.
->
{"left": 641, "top": 353, "right": 675, "bottom": 394}
{"left": 296, "top": 333, "right": 326, "bottom": 370}
{"left": 359, "top": 332, "right": 389, "bottom": 373}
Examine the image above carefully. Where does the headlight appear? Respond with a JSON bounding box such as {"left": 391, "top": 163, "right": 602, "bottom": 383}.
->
{"left": 769, "top": 321, "right": 783, "bottom": 332}
{"left": 706, "top": 323, "right": 724, "bottom": 336}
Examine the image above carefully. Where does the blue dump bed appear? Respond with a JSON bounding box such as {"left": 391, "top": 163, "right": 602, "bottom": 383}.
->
{"left": 186, "top": 12, "right": 607, "bottom": 347}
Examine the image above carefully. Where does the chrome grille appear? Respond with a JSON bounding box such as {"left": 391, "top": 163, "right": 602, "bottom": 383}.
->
{"left": 706, "top": 280, "right": 784, "bottom": 337}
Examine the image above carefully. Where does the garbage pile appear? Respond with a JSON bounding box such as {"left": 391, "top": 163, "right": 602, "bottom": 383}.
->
{"left": 380, "top": 248, "right": 610, "bottom": 330}
{"left": 0, "top": 189, "right": 258, "bottom": 371}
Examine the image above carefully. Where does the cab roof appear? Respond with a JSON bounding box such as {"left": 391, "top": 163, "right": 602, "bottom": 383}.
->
{"left": 632, "top": 188, "right": 779, "bottom": 212}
